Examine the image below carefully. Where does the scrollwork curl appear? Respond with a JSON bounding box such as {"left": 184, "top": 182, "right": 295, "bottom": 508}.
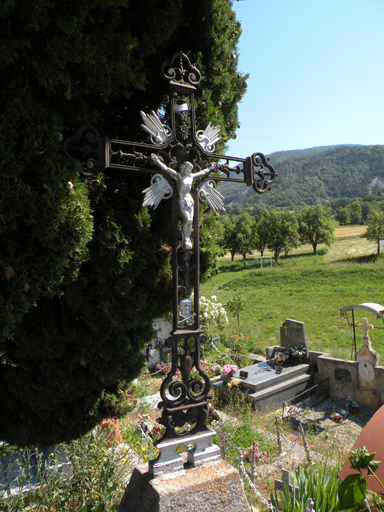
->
{"left": 161, "top": 52, "right": 201, "bottom": 86}
{"left": 251, "top": 152, "right": 277, "bottom": 194}
{"left": 160, "top": 376, "right": 187, "bottom": 407}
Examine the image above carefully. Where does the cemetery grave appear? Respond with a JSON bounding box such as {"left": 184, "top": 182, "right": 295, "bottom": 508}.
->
{"left": 214, "top": 318, "right": 315, "bottom": 411}
{"left": 1, "top": 358, "right": 382, "bottom": 511}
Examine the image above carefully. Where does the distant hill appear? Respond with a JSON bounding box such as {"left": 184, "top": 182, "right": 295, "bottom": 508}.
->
{"left": 219, "top": 144, "right": 384, "bottom": 212}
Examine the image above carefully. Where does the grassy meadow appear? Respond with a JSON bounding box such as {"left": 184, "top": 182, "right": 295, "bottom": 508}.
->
{"left": 201, "top": 230, "right": 384, "bottom": 362}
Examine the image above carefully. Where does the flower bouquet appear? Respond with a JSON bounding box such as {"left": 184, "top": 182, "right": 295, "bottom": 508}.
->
{"left": 240, "top": 443, "right": 268, "bottom": 464}
{"left": 227, "top": 378, "right": 242, "bottom": 391}
{"left": 222, "top": 364, "right": 238, "bottom": 377}
{"left": 274, "top": 347, "right": 290, "bottom": 365}
{"left": 290, "top": 345, "right": 306, "bottom": 362}
{"left": 156, "top": 360, "right": 171, "bottom": 375}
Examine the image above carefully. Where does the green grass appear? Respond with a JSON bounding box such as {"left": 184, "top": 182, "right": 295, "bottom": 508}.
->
{"left": 201, "top": 236, "right": 384, "bottom": 361}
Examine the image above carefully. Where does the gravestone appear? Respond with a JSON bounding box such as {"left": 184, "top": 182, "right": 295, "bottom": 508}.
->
{"left": 0, "top": 445, "right": 72, "bottom": 498}
{"left": 280, "top": 319, "right": 309, "bottom": 360}
{"left": 355, "top": 318, "right": 380, "bottom": 408}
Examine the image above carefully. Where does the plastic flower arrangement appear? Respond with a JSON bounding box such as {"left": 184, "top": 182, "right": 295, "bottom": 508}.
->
{"left": 227, "top": 378, "right": 242, "bottom": 391}
{"left": 156, "top": 361, "right": 171, "bottom": 375}
{"left": 240, "top": 443, "right": 268, "bottom": 464}
{"left": 222, "top": 364, "right": 238, "bottom": 375}
{"left": 290, "top": 346, "right": 305, "bottom": 358}
{"left": 274, "top": 347, "right": 290, "bottom": 362}
{"left": 210, "top": 364, "right": 223, "bottom": 376}
{"left": 347, "top": 398, "right": 359, "bottom": 410}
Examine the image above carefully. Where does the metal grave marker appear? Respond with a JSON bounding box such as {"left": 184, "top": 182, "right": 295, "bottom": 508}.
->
{"left": 64, "top": 51, "right": 277, "bottom": 476}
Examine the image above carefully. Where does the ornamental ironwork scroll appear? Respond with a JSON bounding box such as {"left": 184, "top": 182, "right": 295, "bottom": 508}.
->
{"left": 64, "top": 51, "right": 277, "bottom": 476}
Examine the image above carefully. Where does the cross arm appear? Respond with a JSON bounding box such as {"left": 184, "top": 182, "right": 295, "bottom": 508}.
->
{"left": 200, "top": 152, "right": 277, "bottom": 194}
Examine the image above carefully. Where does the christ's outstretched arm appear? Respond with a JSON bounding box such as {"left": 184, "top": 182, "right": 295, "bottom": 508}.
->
{"left": 150, "top": 154, "right": 178, "bottom": 180}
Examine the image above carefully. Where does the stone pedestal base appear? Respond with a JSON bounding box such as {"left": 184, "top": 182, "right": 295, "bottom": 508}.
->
{"left": 118, "top": 459, "right": 251, "bottom": 512}
{"left": 355, "top": 388, "right": 381, "bottom": 409}
{"left": 149, "top": 430, "right": 220, "bottom": 478}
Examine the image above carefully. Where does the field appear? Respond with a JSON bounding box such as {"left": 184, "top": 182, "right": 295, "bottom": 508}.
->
{"left": 201, "top": 229, "right": 384, "bottom": 361}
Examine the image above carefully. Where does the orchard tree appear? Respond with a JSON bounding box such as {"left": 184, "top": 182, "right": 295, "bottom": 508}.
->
{"left": 348, "top": 200, "right": 363, "bottom": 225}
{"left": 297, "top": 205, "right": 335, "bottom": 254}
{"left": 365, "top": 209, "right": 384, "bottom": 255}
{"left": 255, "top": 211, "right": 270, "bottom": 257}
{"left": 0, "top": 0, "right": 247, "bottom": 447}
{"left": 222, "top": 213, "right": 254, "bottom": 265}
{"left": 335, "top": 207, "right": 350, "bottom": 226}
{"left": 267, "top": 211, "right": 300, "bottom": 262}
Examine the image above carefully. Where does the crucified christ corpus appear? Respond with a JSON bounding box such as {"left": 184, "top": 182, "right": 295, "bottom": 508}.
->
{"left": 150, "top": 154, "right": 215, "bottom": 250}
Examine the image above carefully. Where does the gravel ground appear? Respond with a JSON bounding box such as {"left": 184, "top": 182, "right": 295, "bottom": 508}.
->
{"left": 253, "top": 397, "right": 377, "bottom": 480}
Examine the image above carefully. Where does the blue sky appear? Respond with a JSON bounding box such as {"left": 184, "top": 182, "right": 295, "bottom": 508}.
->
{"left": 226, "top": 0, "right": 384, "bottom": 157}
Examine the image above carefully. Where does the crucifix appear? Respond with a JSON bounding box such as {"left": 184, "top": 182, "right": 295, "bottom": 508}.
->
{"left": 64, "top": 52, "right": 277, "bottom": 476}
{"left": 358, "top": 318, "right": 374, "bottom": 344}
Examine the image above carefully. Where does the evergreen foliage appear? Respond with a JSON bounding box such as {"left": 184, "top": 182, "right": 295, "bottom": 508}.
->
{"left": 0, "top": 0, "right": 246, "bottom": 446}
{"left": 297, "top": 205, "right": 335, "bottom": 254}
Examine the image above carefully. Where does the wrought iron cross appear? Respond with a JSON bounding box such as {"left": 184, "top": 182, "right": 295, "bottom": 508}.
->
{"left": 64, "top": 52, "right": 277, "bottom": 477}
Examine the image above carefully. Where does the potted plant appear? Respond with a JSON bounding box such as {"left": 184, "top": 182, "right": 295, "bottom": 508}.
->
{"left": 347, "top": 398, "right": 360, "bottom": 414}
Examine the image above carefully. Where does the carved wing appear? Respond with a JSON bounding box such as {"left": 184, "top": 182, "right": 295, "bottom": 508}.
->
{"left": 142, "top": 174, "right": 173, "bottom": 209}
{"left": 140, "top": 111, "right": 171, "bottom": 145}
{"left": 199, "top": 181, "right": 225, "bottom": 214}
{"left": 196, "top": 123, "right": 221, "bottom": 153}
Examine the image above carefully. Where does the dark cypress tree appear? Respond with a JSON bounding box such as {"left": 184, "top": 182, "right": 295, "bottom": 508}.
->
{"left": 0, "top": 0, "right": 247, "bottom": 446}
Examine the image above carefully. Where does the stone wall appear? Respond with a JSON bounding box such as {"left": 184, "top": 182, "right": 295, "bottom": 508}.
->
{"left": 316, "top": 356, "right": 358, "bottom": 400}
{"left": 316, "top": 354, "right": 384, "bottom": 408}
{"left": 265, "top": 345, "right": 384, "bottom": 408}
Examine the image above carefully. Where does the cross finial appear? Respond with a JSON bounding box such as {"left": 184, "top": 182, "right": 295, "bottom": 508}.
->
{"left": 358, "top": 318, "right": 374, "bottom": 341}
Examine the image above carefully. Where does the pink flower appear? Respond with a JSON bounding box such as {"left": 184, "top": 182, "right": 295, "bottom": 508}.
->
{"left": 222, "top": 364, "right": 238, "bottom": 374}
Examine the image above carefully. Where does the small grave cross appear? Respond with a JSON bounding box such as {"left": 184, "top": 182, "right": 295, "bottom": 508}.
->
{"left": 64, "top": 51, "right": 277, "bottom": 476}
{"left": 358, "top": 318, "right": 374, "bottom": 342}
{"left": 274, "top": 469, "right": 299, "bottom": 498}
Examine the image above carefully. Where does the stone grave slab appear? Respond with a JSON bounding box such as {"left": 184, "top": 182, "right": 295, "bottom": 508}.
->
{"left": 280, "top": 319, "right": 309, "bottom": 360}
{"left": 216, "top": 360, "right": 313, "bottom": 412}
{"left": 223, "top": 361, "right": 310, "bottom": 393}
{"left": 0, "top": 445, "right": 72, "bottom": 498}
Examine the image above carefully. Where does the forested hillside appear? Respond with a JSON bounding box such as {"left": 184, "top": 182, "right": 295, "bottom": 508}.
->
{"left": 221, "top": 145, "right": 384, "bottom": 213}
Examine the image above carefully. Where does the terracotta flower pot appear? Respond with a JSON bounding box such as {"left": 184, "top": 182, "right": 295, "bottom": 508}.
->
{"left": 349, "top": 407, "right": 359, "bottom": 414}
{"left": 101, "top": 418, "right": 123, "bottom": 445}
